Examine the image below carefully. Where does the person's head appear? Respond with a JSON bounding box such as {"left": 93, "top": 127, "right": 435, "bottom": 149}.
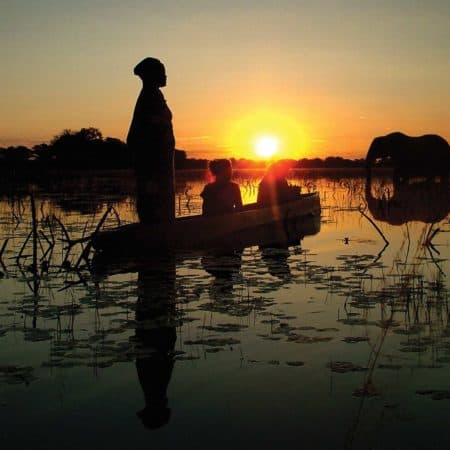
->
{"left": 134, "top": 57, "right": 167, "bottom": 87}
{"left": 209, "top": 159, "right": 233, "bottom": 181}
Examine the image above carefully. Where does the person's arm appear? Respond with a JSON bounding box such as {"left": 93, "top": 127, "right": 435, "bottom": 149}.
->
{"left": 200, "top": 185, "right": 209, "bottom": 216}
{"left": 279, "top": 179, "right": 293, "bottom": 200}
{"left": 257, "top": 181, "right": 267, "bottom": 205}
{"left": 233, "top": 184, "right": 243, "bottom": 211}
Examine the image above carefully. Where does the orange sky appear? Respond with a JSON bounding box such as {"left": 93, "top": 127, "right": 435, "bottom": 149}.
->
{"left": 1, "top": 1, "right": 449, "bottom": 160}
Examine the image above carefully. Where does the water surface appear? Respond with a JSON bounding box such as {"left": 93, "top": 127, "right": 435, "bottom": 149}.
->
{"left": 0, "top": 170, "right": 449, "bottom": 450}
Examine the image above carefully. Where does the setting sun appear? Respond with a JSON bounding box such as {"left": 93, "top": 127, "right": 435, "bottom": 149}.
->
{"left": 255, "top": 136, "right": 279, "bottom": 159}
{"left": 223, "top": 108, "right": 310, "bottom": 160}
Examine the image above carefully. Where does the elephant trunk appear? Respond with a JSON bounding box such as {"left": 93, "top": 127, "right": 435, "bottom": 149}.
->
{"left": 365, "top": 140, "right": 379, "bottom": 182}
{"left": 366, "top": 158, "right": 373, "bottom": 182}
{"left": 366, "top": 143, "right": 376, "bottom": 181}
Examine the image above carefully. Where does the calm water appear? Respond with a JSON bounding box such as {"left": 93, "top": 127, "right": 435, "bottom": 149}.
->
{"left": 0, "top": 170, "right": 449, "bottom": 450}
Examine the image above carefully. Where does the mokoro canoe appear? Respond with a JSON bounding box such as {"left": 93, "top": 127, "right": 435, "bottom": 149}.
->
{"left": 92, "top": 213, "right": 321, "bottom": 275}
{"left": 92, "top": 192, "right": 320, "bottom": 253}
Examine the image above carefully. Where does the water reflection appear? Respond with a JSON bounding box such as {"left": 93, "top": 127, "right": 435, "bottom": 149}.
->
{"left": 260, "top": 246, "right": 291, "bottom": 281}
{"left": 200, "top": 216, "right": 319, "bottom": 295}
{"left": 1, "top": 172, "right": 449, "bottom": 450}
{"left": 92, "top": 217, "right": 321, "bottom": 430}
{"left": 133, "top": 257, "right": 177, "bottom": 429}
{"left": 365, "top": 177, "right": 449, "bottom": 225}
{"left": 201, "top": 249, "right": 242, "bottom": 300}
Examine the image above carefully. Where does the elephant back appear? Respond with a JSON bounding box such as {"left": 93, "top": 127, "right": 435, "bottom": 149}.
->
{"left": 366, "top": 131, "right": 450, "bottom": 175}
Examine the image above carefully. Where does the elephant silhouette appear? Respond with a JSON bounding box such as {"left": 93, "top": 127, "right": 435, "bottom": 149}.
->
{"left": 365, "top": 178, "right": 449, "bottom": 225}
{"left": 366, "top": 132, "right": 450, "bottom": 182}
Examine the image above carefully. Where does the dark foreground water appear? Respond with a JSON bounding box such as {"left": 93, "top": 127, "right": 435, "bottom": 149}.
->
{"left": 0, "top": 170, "right": 449, "bottom": 450}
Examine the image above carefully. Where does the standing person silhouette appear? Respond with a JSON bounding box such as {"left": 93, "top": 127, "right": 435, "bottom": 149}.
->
{"left": 127, "top": 57, "right": 175, "bottom": 223}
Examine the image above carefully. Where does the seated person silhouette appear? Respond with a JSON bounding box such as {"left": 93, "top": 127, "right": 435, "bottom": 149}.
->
{"left": 201, "top": 159, "right": 243, "bottom": 216}
{"left": 257, "top": 161, "right": 299, "bottom": 206}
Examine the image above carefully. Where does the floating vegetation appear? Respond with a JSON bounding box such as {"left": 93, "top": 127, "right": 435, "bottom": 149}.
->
{"left": 338, "top": 318, "right": 377, "bottom": 326}
{"left": 416, "top": 390, "right": 450, "bottom": 400}
{"left": 410, "top": 364, "right": 443, "bottom": 369}
{"left": 198, "top": 323, "right": 248, "bottom": 333}
{"left": 399, "top": 344, "right": 429, "bottom": 353}
{"left": 205, "top": 347, "right": 224, "bottom": 353}
{"left": 271, "top": 323, "right": 297, "bottom": 335}
{"left": 288, "top": 333, "right": 333, "bottom": 344}
{"left": 392, "top": 325, "right": 425, "bottom": 335}
{"left": 383, "top": 403, "right": 399, "bottom": 409}
{"left": 184, "top": 338, "right": 240, "bottom": 347}
{"left": 262, "top": 336, "right": 282, "bottom": 341}
{"left": 378, "top": 364, "right": 402, "bottom": 370}
{"left": 436, "top": 357, "right": 450, "bottom": 363}
{"left": 342, "top": 336, "right": 369, "bottom": 344}
{"left": 0, "top": 365, "right": 36, "bottom": 385}
{"left": 376, "top": 319, "right": 401, "bottom": 329}
{"left": 247, "top": 359, "right": 305, "bottom": 367}
{"left": 198, "top": 296, "right": 275, "bottom": 317}
{"left": 317, "top": 327, "right": 339, "bottom": 332}
{"left": 24, "top": 328, "right": 53, "bottom": 342}
{"left": 175, "top": 355, "right": 200, "bottom": 361}
{"left": 353, "top": 384, "right": 379, "bottom": 398}
{"left": 327, "top": 361, "right": 368, "bottom": 373}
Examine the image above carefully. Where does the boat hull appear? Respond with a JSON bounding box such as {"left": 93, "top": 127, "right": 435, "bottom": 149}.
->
{"left": 92, "top": 192, "right": 321, "bottom": 253}
{"left": 92, "top": 214, "right": 321, "bottom": 276}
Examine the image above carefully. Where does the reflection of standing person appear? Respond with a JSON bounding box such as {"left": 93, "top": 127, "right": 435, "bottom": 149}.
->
{"left": 135, "top": 256, "right": 177, "bottom": 429}
{"left": 201, "top": 159, "right": 243, "bottom": 216}
{"left": 127, "top": 57, "right": 175, "bottom": 223}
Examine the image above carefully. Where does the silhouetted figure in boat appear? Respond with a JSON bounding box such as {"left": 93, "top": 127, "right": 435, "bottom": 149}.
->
{"left": 257, "top": 161, "right": 300, "bottom": 206}
{"left": 135, "top": 256, "right": 177, "bottom": 429}
{"left": 127, "top": 57, "right": 175, "bottom": 223}
{"left": 201, "top": 159, "right": 243, "bottom": 216}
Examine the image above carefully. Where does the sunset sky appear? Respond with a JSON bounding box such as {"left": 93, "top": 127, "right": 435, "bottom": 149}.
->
{"left": 1, "top": 0, "right": 449, "bottom": 160}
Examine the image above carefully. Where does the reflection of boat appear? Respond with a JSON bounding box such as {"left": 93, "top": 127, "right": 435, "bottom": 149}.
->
{"left": 92, "top": 213, "right": 321, "bottom": 276}
{"left": 260, "top": 246, "right": 291, "bottom": 280}
{"left": 365, "top": 178, "right": 449, "bottom": 225}
{"left": 92, "top": 193, "right": 320, "bottom": 254}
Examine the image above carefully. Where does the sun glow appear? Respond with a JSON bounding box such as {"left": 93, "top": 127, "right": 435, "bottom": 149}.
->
{"left": 255, "top": 136, "right": 279, "bottom": 159}
{"left": 223, "top": 108, "right": 309, "bottom": 160}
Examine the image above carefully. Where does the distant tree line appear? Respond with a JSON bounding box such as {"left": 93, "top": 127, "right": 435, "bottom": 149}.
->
{"left": 0, "top": 127, "right": 207, "bottom": 171}
{"left": 1, "top": 127, "right": 368, "bottom": 172}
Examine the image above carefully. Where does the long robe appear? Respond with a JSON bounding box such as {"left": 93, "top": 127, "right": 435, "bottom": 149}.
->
{"left": 127, "top": 87, "right": 175, "bottom": 223}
